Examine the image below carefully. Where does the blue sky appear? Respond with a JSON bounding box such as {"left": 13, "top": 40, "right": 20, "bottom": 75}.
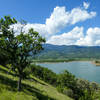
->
{"left": 1, "top": 0, "right": 100, "bottom": 46}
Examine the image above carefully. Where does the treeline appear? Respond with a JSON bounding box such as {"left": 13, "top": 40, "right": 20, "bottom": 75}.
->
{"left": 33, "top": 59, "right": 75, "bottom": 63}
{"left": 28, "top": 64, "right": 100, "bottom": 100}
{"left": 32, "top": 58, "right": 92, "bottom": 63}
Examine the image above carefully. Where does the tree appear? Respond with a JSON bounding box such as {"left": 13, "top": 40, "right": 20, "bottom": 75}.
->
{"left": 57, "top": 70, "right": 77, "bottom": 89}
{"left": 0, "top": 16, "right": 17, "bottom": 66}
{"left": 0, "top": 16, "right": 45, "bottom": 91}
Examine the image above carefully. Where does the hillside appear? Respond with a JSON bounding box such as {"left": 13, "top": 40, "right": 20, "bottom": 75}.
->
{"left": 0, "top": 65, "right": 72, "bottom": 100}
{"left": 36, "top": 44, "right": 100, "bottom": 59}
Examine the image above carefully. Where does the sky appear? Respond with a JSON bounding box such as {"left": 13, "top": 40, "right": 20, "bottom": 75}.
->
{"left": 1, "top": 0, "right": 100, "bottom": 46}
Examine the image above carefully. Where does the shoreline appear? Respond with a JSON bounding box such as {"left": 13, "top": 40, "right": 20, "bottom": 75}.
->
{"left": 92, "top": 61, "right": 100, "bottom": 66}
{"left": 33, "top": 59, "right": 100, "bottom": 66}
{"left": 32, "top": 59, "right": 93, "bottom": 63}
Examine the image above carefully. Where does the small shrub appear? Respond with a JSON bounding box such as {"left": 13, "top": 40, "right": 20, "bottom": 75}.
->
{"left": 63, "top": 88, "right": 73, "bottom": 98}
{"left": 30, "top": 64, "right": 57, "bottom": 85}
{"left": 56, "top": 85, "right": 63, "bottom": 93}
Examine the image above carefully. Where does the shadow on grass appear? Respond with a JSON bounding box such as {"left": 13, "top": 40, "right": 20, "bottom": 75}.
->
{"left": 0, "top": 67, "right": 17, "bottom": 76}
{"left": 23, "top": 83, "right": 55, "bottom": 100}
{"left": 0, "top": 74, "right": 17, "bottom": 91}
{"left": 27, "top": 78, "right": 47, "bottom": 86}
{"left": 0, "top": 74, "right": 56, "bottom": 100}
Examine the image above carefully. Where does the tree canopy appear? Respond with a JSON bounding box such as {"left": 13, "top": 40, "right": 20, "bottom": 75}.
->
{"left": 0, "top": 16, "right": 45, "bottom": 91}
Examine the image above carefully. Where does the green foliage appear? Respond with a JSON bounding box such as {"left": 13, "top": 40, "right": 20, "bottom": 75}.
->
{"left": 56, "top": 71, "right": 100, "bottom": 100}
{"left": 0, "top": 16, "right": 17, "bottom": 66}
{"left": 31, "top": 65, "right": 100, "bottom": 100}
{"left": 57, "top": 70, "right": 76, "bottom": 89}
{"left": 63, "top": 88, "right": 74, "bottom": 98}
{"left": 0, "top": 16, "right": 45, "bottom": 91}
{"left": 57, "top": 70, "right": 80, "bottom": 99}
{"left": 0, "top": 16, "right": 17, "bottom": 28}
{"left": 30, "top": 64, "right": 57, "bottom": 85}
{"left": 79, "top": 90, "right": 94, "bottom": 100}
{"left": 56, "top": 85, "right": 63, "bottom": 93}
{"left": 0, "top": 65, "right": 72, "bottom": 100}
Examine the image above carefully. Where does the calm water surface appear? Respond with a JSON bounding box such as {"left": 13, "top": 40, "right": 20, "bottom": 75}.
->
{"left": 37, "top": 61, "right": 100, "bottom": 83}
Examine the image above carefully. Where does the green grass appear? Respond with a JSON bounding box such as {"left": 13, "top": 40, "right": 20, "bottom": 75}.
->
{"left": 0, "top": 65, "right": 72, "bottom": 100}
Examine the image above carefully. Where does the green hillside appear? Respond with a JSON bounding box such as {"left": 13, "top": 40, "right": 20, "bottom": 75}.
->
{"left": 0, "top": 65, "right": 72, "bottom": 100}
{"left": 36, "top": 44, "right": 100, "bottom": 60}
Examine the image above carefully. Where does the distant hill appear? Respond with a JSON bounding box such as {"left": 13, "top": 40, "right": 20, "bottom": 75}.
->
{"left": 35, "top": 44, "right": 100, "bottom": 59}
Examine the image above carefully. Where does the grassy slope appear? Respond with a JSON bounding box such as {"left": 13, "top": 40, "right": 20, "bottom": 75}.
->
{"left": 0, "top": 65, "right": 72, "bottom": 100}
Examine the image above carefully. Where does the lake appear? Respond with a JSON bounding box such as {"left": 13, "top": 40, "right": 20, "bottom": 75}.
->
{"left": 37, "top": 61, "right": 100, "bottom": 83}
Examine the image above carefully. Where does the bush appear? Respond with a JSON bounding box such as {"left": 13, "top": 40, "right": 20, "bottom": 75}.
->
{"left": 56, "top": 85, "right": 63, "bottom": 93}
{"left": 30, "top": 64, "right": 57, "bottom": 85}
{"left": 57, "top": 70, "right": 77, "bottom": 89}
{"left": 63, "top": 88, "right": 73, "bottom": 98}
{"left": 79, "top": 90, "right": 94, "bottom": 100}
{"left": 56, "top": 70, "right": 100, "bottom": 100}
{"left": 29, "top": 64, "right": 100, "bottom": 100}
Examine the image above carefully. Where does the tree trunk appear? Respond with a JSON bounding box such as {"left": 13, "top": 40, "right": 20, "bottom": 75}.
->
{"left": 18, "top": 74, "right": 22, "bottom": 91}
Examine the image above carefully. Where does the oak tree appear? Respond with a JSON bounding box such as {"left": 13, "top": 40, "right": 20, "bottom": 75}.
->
{"left": 0, "top": 16, "right": 45, "bottom": 91}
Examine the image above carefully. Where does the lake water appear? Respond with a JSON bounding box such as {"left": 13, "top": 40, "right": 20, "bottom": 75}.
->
{"left": 37, "top": 61, "right": 100, "bottom": 83}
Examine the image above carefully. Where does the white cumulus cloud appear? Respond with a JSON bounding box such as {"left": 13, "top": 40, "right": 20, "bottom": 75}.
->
{"left": 47, "top": 27, "right": 100, "bottom": 46}
{"left": 47, "top": 27, "right": 84, "bottom": 45}
{"left": 83, "top": 2, "right": 90, "bottom": 9}
{"left": 77, "top": 27, "right": 100, "bottom": 46}
{"left": 9, "top": 2, "right": 99, "bottom": 46}
{"left": 10, "top": 3, "right": 96, "bottom": 39}
{"left": 69, "top": 8, "right": 96, "bottom": 24}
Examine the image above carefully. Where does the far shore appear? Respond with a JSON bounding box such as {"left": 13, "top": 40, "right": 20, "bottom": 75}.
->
{"left": 32, "top": 59, "right": 100, "bottom": 66}
{"left": 92, "top": 61, "right": 100, "bottom": 66}
{"left": 32, "top": 59, "right": 94, "bottom": 63}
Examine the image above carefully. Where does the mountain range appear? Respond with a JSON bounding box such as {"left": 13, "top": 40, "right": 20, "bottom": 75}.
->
{"left": 36, "top": 44, "right": 100, "bottom": 60}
